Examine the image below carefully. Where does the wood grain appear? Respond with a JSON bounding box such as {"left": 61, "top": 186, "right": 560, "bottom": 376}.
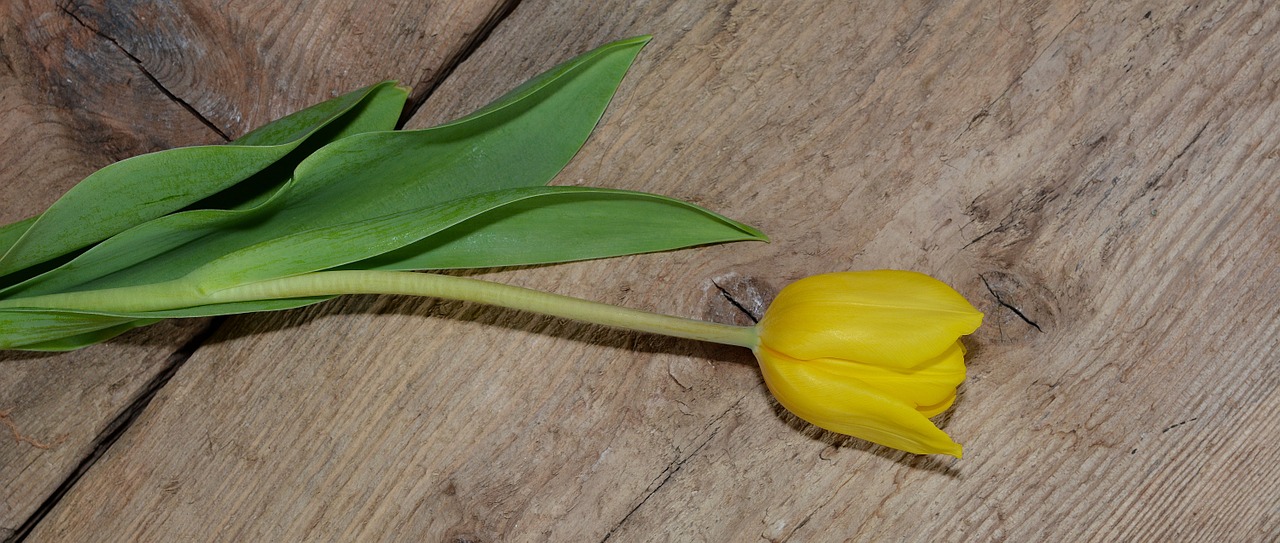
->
{"left": 62, "top": 0, "right": 516, "bottom": 137}
{"left": 0, "top": 0, "right": 511, "bottom": 539}
{"left": 17, "top": 0, "right": 1280, "bottom": 541}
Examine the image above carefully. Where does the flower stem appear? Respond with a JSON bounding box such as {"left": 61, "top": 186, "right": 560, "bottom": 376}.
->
{"left": 7, "top": 271, "right": 762, "bottom": 349}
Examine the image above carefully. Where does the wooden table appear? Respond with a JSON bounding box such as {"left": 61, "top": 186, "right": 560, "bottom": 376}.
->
{"left": 3, "top": 1, "right": 1277, "bottom": 540}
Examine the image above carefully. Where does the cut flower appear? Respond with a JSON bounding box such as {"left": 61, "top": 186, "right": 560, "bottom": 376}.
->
{"left": 753, "top": 270, "right": 983, "bottom": 457}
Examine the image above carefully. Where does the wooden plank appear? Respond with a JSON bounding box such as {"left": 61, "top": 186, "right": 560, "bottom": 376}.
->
{"left": 0, "top": 0, "right": 511, "bottom": 538}
{"left": 26, "top": 0, "right": 1280, "bottom": 541}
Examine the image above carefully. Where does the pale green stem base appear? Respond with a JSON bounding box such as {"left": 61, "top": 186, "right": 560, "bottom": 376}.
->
{"left": 5, "top": 271, "right": 761, "bottom": 349}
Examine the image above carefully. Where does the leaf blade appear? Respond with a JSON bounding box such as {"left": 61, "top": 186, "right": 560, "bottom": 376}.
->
{"left": 0, "top": 81, "right": 407, "bottom": 281}
{"left": 3, "top": 38, "right": 652, "bottom": 297}
{"left": 349, "top": 190, "right": 766, "bottom": 270}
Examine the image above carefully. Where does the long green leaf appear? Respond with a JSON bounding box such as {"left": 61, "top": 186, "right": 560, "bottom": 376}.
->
{"left": 0, "top": 81, "right": 407, "bottom": 281}
{"left": 186, "top": 186, "right": 750, "bottom": 291}
{"left": 0, "top": 36, "right": 651, "bottom": 298}
{"left": 0, "top": 309, "right": 136, "bottom": 350}
{"left": 0, "top": 82, "right": 407, "bottom": 340}
{"left": 14, "top": 319, "right": 162, "bottom": 352}
{"left": 0, "top": 217, "right": 35, "bottom": 254}
{"left": 0, "top": 297, "right": 331, "bottom": 350}
{"left": 0, "top": 187, "right": 758, "bottom": 322}
{"left": 0, "top": 179, "right": 297, "bottom": 298}
{"left": 350, "top": 191, "right": 767, "bottom": 270}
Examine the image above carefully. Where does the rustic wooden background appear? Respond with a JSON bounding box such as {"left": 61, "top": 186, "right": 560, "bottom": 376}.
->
{"left": 2, "top": 0, "right": 1277, "bottom": 541}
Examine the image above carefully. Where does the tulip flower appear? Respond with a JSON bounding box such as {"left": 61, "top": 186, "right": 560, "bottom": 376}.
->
{"left": 753, "top": 271, "right": 983, "bottom": 457}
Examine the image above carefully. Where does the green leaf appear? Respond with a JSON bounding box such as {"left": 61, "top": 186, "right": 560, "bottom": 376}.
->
{"left": 0, "top": 82, "right": 408, "bottom": 341}
{"left": 185, "top": 186, "right": 749, "bottom": 291}
{"left": 231, "top": 83, "right": 407, "bottom": 147}
{"left": 0, "top": 297, "right": 335, "bottom": 350}
{"left": 0, "top": 36, "right": 770, "bottom": 352}
{"left": 13, "top": 319, "right": 162, "bottom": 352}
{"left": 0, "top": 187, "right": 759, "bottom": 322}
{"left": 0, "top": 81, "right": 407, "bottom": 282}
{"left": 0, "top": 309, "right": 137, "bottom": 350}
{"left": 0, "top": 217, "right": 35, "bottom": 255}
{"left": 1, "top": 36, "right": 651, "bottom": 298}
{"left": 0, "top": 179, "right": 297, "bottom": 299}
{"left": 350, "top": 190, "right": 767, "bottom": 270}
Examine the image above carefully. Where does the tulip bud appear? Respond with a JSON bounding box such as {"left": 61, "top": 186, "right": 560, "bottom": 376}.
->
{"left": 753, "top": 270, "right": 983, "bottom": 457}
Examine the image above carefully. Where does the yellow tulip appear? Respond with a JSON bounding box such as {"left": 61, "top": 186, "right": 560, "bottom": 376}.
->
{"left": 753, "top": 270, "right": 983, "bottom": 457}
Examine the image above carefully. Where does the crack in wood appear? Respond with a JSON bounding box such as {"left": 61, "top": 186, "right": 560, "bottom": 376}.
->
{"left": 56, "top": 3, "right": 231, "bottom": 142}
{"left": 598, "top": 397, "right": 741, "bottom": 542}
{"left": 599, "top": 427, "right": 720, "bottom": 542}
{"left": 779, "top": 510, "right": 816, "bottom": 543}
{"left": 1161, "top": 417, "right": 1199, "bottom": 433}
{"left": 963, "top": 222, "right": 1008, "bottom": 249}
{"left": 398, "top": 0, "right": 523, "bottom": 127}
{"left": 712, "top": 279, "right": 760, "bottom": 324}
{"left": 1143, "top": 120, "right": 1210, "bottom": 192}
{"left": 775, "top": 454, "right": 870, "bottom": 543}
{"left": 981, "top": 274, "right": 1043, "bottom": 333}
{"left": 952, "top": 3, "right": 1093, "bottom": 144}
{"left": 6, "top": 318, "right": 224, "bottom": 543}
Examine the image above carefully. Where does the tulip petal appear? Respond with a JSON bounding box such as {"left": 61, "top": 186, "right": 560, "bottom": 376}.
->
{"left": 758, "top": 270, "right": 983, "bottom": 368}
{"left": 756, "top": 347, "right": 963, "bottom": 457}
{"left": 803, "top": 341, "right": 966, "bottom": 413}
{"left": 916, "top": 392, "right": 957, "bottom": 419}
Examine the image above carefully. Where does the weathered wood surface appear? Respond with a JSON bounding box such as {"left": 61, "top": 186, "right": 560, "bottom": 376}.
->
{"left": 0, "top": 0, "right": 511, "bottom": 539}
{"left": 6, "top": 0, "right": 1279, "bottom": 541}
